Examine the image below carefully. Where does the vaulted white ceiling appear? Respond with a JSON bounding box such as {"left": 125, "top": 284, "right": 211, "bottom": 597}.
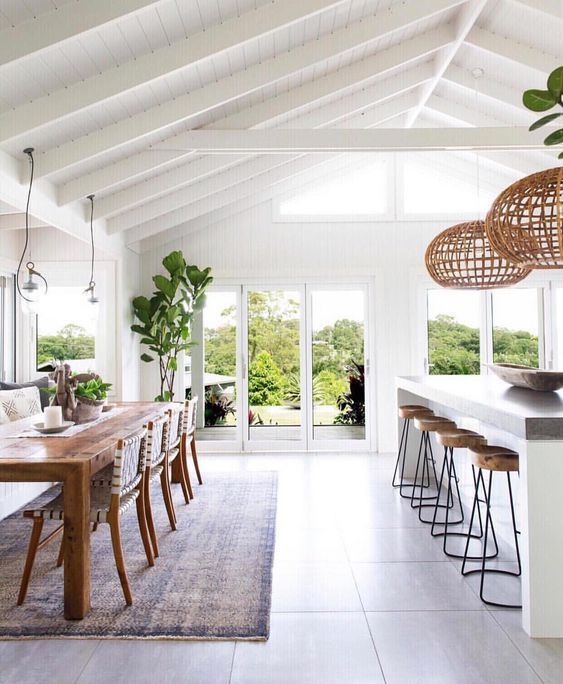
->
{"left": 0, "top": 0, "right": 560, "bottom": 253}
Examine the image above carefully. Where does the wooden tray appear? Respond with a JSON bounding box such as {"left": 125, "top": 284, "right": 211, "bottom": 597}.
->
{"left": 489, "top": 363, "right": 563, "bottom": 392}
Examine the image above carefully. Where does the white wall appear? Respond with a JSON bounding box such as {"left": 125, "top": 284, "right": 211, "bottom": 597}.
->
{"left": 140, "top": 200, "right": 453, "bottom": 452}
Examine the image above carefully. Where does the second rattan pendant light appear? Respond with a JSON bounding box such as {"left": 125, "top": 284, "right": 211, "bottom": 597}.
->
{"left": 425, "top": 220, "right": 532, "bottom": 290}
{"left": 485, "top": 166, "right": 563, "bottom": 269}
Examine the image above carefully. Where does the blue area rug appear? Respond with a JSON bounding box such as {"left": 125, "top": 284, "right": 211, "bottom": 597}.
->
{"left": 0, "top": 472, "right": 277, "bottom": 640}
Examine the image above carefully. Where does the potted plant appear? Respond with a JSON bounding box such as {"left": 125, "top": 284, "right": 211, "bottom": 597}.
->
{"left": 131, "top": 251, "right": 212, "bottom": 401}
{"left": 49, "top": 365, "right": 112, "bottom": 423}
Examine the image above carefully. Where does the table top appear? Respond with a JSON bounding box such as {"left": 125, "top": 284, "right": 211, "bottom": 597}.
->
{"left": 0, "top": 402, "right": 173, "bottom": 478}
{"left": 397, "top": 375, "right": 563, "bottom": 441}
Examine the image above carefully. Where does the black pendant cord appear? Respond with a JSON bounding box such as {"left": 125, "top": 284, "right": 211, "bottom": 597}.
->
{"left": 87, "top": 194, "right": 95, "bottom": 291}
{"left": 16, "top": 148, "right": 47, "bottom": 303}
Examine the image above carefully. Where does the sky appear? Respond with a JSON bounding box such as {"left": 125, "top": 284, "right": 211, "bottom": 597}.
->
{"left": 38, "top": 286, "right": 96, "bottom": 337}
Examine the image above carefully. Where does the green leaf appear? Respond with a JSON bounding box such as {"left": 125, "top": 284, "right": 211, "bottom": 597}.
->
{"left": 162, "top": 250, "right": 186, "bottom": 276}
{"left": 141, "top": 353, "right": 154, "bottom": 363}
{"left": 163, "top": 390, "right": 172, "bottom": 401}
{"left": 544, "top": 128, "right": 563, "bottom": 146}
{"left": 523, "top": 89, "right": 557, "bottom": 112}
{"left": 131, "top": 324, "right": 148, "bottom": 336}
{"left": 547, "top": 66, "right": 563, "bottom": 99}
{"left": 153, "top": 274, "right": 176, "bottom": 299}
{"left": 529, "top": 112, "right": 563, "bottom": 131}
{"left": 140, "top": 337, "right": 154, "bottom": 345}
{"left": 559, "top": 151, "right": 563, "bottom": 159}
{"left": 169, "top": 357, "right": 177, "bottom": 371}
{"left": 132, "top": 295, "right": 150, "bottom": 311}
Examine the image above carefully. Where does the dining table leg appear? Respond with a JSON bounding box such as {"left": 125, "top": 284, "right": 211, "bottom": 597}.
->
{"left": 62, "top": 463, "right": 91, "bottom": 619}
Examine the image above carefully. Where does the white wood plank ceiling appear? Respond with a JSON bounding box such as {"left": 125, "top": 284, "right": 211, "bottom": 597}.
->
{"left": 0, "top": 0, "right": 560, "bottom": 252}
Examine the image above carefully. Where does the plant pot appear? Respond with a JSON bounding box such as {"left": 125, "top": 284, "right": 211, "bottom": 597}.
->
{"left": 73, "top": 397, "right": 105, "bottom": 424}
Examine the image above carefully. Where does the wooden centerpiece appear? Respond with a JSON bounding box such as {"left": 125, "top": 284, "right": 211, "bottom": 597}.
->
{"left": 489, "top": 363, "right": 563, "bottom": 392}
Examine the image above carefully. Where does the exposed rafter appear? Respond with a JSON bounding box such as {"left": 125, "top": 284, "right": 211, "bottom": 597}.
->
{"left": 120, "top": 99, "right": 416, "bottom": 241}
{"left": 0, "top": 213, "right": 48, "bottom": 230}
{"left": 465, "top": 26, "right": 560, "bottom": 73}
{"left": 443, "top": 64, "right": 527, "bottom": 113}
{"left": 0, "top": 0, "right": 347, "bottom": 144}
{"left": 97, "top": 65, "right": 433, "bottom": 220}
{"left": 405, "top": 0, "right": 488, "bottom": 127}
{"left": 0, "top": 0, "right": 162, "bottom": 68}
{"left": 59, "top": 26, "right": 450, "bottom": 206}
{"left": 33, "top": 0, "right": 464, "bottom": 179}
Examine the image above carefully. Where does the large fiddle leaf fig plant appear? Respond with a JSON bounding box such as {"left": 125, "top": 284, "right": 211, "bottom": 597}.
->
{"left": 523, "top": 66, "right": 563, "bottom": 157}
{"left": 131, "top": 251, "right": 212, "bottom": 401}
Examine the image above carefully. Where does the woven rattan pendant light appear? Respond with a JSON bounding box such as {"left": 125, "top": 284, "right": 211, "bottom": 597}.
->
{"left": 485, "top": 166, "right": 563, "bottom": 269}
{"left": 425, "top": 220, "right": 532, "bottom": 289}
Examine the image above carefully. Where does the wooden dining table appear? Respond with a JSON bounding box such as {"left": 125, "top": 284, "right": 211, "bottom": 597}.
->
{"left": 0, "top": 401, "right": 171, "bottom": 620}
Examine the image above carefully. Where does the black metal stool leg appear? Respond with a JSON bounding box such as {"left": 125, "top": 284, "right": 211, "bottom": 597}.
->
{"left": 464, "top": 470, "right": 521, "bottom": 609}
{"left": 392, "top": 418, "right": 408, "bottom": 487}
{"left": 461, "top": 469, "right": 499, "bottom": 565}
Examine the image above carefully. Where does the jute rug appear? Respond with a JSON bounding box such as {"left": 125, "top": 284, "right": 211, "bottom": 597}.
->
{"left": 0, "top": 471, "right": 277, "bottom": 640}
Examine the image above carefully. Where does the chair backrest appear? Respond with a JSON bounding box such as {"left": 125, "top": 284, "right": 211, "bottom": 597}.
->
{"left": 145, "top": 414, "right": 168, "bottom": 468}
{"left": 167, "top": 404, "right": 183, "bottom": 447}
{"left": 182, "top": 396, "right": 198, "bottom": 436}
{"left": 112, "top": 427, "right": 147, "bottom": 497}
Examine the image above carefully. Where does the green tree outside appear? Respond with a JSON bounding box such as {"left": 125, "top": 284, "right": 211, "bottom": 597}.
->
{"left": 248, "top": 351, "right": 285, "bottom": 405}
{"left": 37, "top": 324, "right": 95, "bottom": 365}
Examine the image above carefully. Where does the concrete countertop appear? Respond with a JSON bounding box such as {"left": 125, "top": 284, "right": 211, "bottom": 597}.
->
{"left": 397, "top": 375, "right": 563, "bottom": 441}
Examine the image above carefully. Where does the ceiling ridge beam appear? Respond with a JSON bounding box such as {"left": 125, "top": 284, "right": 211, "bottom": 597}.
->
{"left": 34, "top": 0, "right": 464, "bottom": 179}
{"left": 58, "top": 26, "right": 452, "bottom": 204}
{"left": 97, "top": 65, "right": 432, "bottom": 219}
{"left": 465, "top": 25, "right": 561, "bottom": 73}
{"left": 0, "top": 0, "right": 162, "bottom": 69}
{"left": 106, "top": 92, "right": 418, "bottom": 231}
{"left": 405, "top": 0, "right": 488, "bottom": 127}
{"left": 0, "top": 0, "right": 347, "bottom": 145}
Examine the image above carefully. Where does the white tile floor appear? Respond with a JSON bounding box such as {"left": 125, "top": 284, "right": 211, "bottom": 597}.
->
{"left": 2, "top": 451, "right": 563, "bottom": 684}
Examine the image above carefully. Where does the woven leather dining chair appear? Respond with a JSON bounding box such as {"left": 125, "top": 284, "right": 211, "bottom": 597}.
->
{"left": 18, "top": 428, "right": 151, "bottom": 606}
{"left": 184, "top": 396, "right": 203, "bottom": 488}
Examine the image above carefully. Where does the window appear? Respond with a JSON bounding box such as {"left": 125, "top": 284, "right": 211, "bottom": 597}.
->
{"left": 36, "top": 287, "right": 96, "bottom": 372}
{"left": 492, "top": 289, "right": 540, "bottom": 368}
{"left": 277, "top": 159, "right": 387, "bottom": 219}
{"left": 426, "top": 289, "right": 481, "bottom": 375}
{"left": 403, "top": 158, "right": 495, "bottom": 216}
{"left": 0, "top": 273, "right": 16, "bottom": 382}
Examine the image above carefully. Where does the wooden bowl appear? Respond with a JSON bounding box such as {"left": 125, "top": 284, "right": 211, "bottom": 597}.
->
{"left": 489, "top": 363, "right": 563, "bottom": 392}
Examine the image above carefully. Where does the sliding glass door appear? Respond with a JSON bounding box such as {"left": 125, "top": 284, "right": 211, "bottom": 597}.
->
{"left": 194, "top": 282, "right": 372, "bottom": 451}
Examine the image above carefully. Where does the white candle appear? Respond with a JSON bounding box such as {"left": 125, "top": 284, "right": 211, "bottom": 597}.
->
{"left": 44, "top": 406, "right": 63, "bottom": 429}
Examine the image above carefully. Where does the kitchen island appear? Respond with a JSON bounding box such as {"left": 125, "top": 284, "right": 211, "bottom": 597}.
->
{"left": 397, "top": 375, "right": 563, "bottom": 638}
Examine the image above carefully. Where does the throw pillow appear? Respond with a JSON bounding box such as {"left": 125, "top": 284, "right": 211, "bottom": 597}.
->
{"left": 0, "top": 377, "right": 51, "bottom": 409}
{"left": 0, "top": 387, "right": 42, "bottom": 421}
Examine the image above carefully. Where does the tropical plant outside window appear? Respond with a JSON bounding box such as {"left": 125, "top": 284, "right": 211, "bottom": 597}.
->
{"left": 36, "top": 287, "right": 96, "bottom": 371}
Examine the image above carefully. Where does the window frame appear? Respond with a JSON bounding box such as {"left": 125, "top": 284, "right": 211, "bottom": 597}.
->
{"left": 419, "top": 273, "right": 552, "bottom": 376}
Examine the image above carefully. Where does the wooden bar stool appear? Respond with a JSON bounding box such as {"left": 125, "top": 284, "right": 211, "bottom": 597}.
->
{"left": 462, "top": 445, "right": 521, "bottom": 609}
{"left": 411, "top": 415, "right": 457, "bottom": 520}
{"left": 432, "top": 429, "right": 497, "bottom": 559}
{"left": 392, "top": 404, "right": 434, "bottom": 498}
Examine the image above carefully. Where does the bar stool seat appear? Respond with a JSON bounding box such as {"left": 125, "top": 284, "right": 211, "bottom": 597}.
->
{"left": 392, "top": 405, "right": 435, "bottom": 497}
{"left": 471, "top": 446, "right": 519, "bottom": 472}
{"left": 462, "top": 444, "right": 521, "bottom": 609}
{"left": 398, "top": 405, "right": 434, "bottom": 420}
{"left": 411, "top": 416, "right": 457, "bottom": 518}
{"left": 430, "top": 429, "right": 489, "bottom": 555}
{"left": 414, "top": 415, "right": 456, "bottom": 432}
{"left": 435, "top": 428, "right": 486, "bottom": 449}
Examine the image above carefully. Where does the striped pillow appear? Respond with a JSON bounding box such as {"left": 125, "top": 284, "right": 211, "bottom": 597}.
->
{"left": 0, "top": 387, "right": 42, "bottom": 422}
